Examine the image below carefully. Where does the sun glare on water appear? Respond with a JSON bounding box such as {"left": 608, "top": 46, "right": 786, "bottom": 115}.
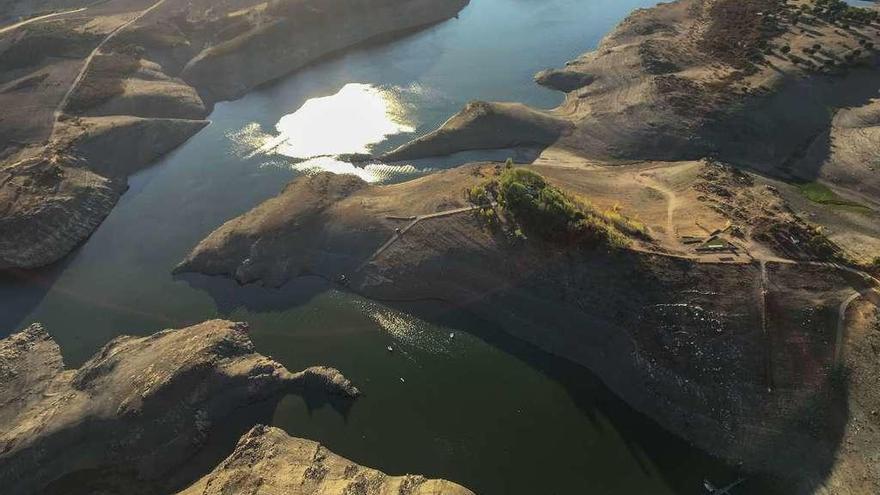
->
{"left": 236, "top": 83, "right": 421, "bottom": 182}
{"left": 275, "top": 83, "right": 415, "bottom": 158}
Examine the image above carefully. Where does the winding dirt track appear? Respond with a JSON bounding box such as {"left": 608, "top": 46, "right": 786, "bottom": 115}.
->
{"left": 358, "top": 204, "right": 488, "bottom": 271}
{"left": 0, "top": 8, "right": 86, "bottom": 35}
{"left": 835, "top": 288, "right": 880, "bottom": 368}
{"left": 759, "top": 260, "right": 774, "bottom": 392}
{"left": 358, "top": 187, "right": 880, "bottom": 377}
{"left": 635, "top": 170, "right": 677, "bottom": 244}
{"left": 52, "top": 0, "right": 168, "bottom": 124}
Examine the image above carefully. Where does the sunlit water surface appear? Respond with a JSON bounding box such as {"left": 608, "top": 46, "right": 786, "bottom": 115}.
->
{"left": 0, "top": 0, "right": 785, "bottom": 493}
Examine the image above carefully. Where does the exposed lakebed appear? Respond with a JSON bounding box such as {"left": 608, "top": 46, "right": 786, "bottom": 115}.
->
{"left": 0, "top": 0, "right": 776, "bottom": 493}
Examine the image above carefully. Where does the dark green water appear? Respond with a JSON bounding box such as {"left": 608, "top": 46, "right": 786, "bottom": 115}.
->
{"left": 1, "top": 1, "right": 776, "bottom": 493}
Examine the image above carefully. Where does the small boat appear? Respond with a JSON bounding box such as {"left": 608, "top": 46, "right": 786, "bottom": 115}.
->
{"left": 449, "top": 332, "right": 455, "bottom": 339}
{"left": 386, "top": 345, "right": 394, "bottom": 353}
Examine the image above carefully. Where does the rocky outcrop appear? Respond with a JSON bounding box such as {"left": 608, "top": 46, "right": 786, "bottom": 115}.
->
{"left": 174, "top": 165, "right": 498, "bottom": 287}
{"left": 178, "top": 425, "right": 474, "bottom": 495}
{"left": 0, "top": 154, "right": 122, "bottom": 269}
{"left": 0, "top": 323, "right": 63, "bottom": 426}
{"left": 181, "top": 0, "right": 471, "bottom": 103}
{"left": 85, "top": 59, "right": 207, "bottom": 120}
{"left": 54, "top": 116, "right": 210, "bottom": 177}
{"left": 533, "top": 68, "right": 595, "bottom": 93}
{"left": 175, "top": 172, "right": 380, "bottom": 287}
{"left": 0, "top": 319, "right": 360, "bottom": 494}
{"left": 380, "top": 102, "right": 572, "bottom": 162}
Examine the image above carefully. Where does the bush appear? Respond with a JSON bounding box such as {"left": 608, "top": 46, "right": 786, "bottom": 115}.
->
{"left": 471, "top": 167, "right": 645, "bottom": 248}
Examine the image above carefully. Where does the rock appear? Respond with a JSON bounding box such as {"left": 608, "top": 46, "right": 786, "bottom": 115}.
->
{"left": 85, "top": 64, "right": 208, "bottom": 120}
{"left": 292, "top": 366, "right": 361, "bottom": 398}
{"left": 175, "top": 172, "right": 378, "bottom": 287}
{"left": 0, "top": 323, "right": 63, "bottom": 426}
{"left": 52, "top": 116, "right": 210, "bottom": 178}
{"left": 177, "top": 425, "right": 474, "bottom": 495}
{"left": 380, "top": 101, "right": 573, "bottom": 162}
{"left": 534, "top": 68, "right": 595, "bottom": 92}
{"left": 175, "top": 165, "right": 490, "bottom": 287}
{"left": 0, "top": 320, "right": 358, "bottom": 494}
{"left": 0, "top": 154, "right": 122, "bottom": 269}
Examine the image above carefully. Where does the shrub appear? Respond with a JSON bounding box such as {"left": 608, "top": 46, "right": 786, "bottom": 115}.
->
{"left": 469, "top": 167, "right": 646, "bottom": 248}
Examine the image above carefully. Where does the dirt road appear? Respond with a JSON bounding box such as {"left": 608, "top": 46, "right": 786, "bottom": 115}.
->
{"left": 0, "top": 8, "right": 86, "bottom": 35}
{"left": 358, "top": 204, "right": 488, "bottom": 271}
{"left": 53, "top": 0, "right": 168, "bottom": 124}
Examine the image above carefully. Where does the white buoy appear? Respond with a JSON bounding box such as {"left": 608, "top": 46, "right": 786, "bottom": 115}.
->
{"left": 399, "top": 377, "right": 406, "bottom": 383}
{"left": 449, "top": 332, "right": 455, "bottom": 339}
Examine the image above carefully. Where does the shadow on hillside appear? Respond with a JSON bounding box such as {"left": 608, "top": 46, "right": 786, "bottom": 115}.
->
{"left": 369, "top": 248, "right": 851, "bottom": 495}
{"left": 0, "top": 260, "right": 71, "bottom": 337}
{"left": 174, "top": 271, "right": 335, "bottom": 315}
{"left": 38, "top": 382, "right": 357, "bottom": 495}
{"left": 714, "top": 63, "right": 880, "bottom": 182}
{"left": 38, "top": 397, "right": 283, "bottom": 495}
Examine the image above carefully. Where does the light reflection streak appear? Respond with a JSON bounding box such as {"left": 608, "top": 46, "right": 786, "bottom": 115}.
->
{"left": 232, "top": 83, "right": 422, "bottom": 182}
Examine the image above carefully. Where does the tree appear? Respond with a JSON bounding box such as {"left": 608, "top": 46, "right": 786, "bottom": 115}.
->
{"left": 781, "top": 45, "right": 791, "bottom": 54}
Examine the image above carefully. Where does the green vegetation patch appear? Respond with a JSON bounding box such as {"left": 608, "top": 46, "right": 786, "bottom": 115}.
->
{"left": 796, "top": 181, "right": 872, "bottom": 212}
{"left": 468, "top": 165, "right": 648, "bottom": 248}
{"left": 807, "top": 0, "right": 879, "bottom": 26}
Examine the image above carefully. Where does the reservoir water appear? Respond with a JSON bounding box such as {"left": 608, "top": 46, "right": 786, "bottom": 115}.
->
{"left": 1, "top": 0, "right": 779, "bottom": 493}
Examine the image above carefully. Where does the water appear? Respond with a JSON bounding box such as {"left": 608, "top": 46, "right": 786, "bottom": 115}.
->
{"left": 1, "top": 0, "right": 775, "bottom": 493}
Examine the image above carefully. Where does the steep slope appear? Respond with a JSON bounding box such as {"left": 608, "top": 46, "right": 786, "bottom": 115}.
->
{"left": 0, "top": 154, "right": 122, "bottom": 269}
{"left": 0, "top": 319, "right": 359, "bottom": 494}
{"left": 0, "top": 0, "right": 471, "bottom": 269}
{"left": 179, "top": 425, "right": 474, "bottom": 495}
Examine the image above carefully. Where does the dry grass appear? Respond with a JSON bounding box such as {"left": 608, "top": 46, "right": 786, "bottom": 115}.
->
{"left": 65, "top": 50, "right": 141, "bottom": 113}
{"left": 703, "top": 0, "right": 783, "bottom": 67}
